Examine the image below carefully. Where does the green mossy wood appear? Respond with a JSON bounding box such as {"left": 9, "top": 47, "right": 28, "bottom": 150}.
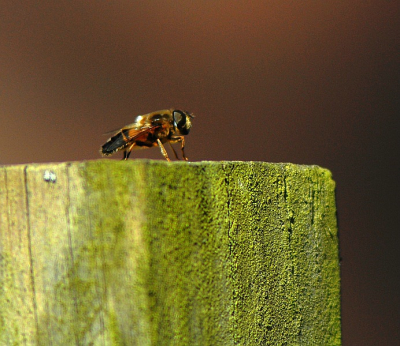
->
{"left": 0, "top": 160, "right": 341, "bottom": 345}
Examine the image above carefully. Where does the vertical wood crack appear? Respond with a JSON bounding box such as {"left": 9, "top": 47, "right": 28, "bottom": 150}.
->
{"left": 23, "top": 165, "right": 39, "bottom": 341}
{"left": 65, "top": 163, "right": 80, "bottom": 346}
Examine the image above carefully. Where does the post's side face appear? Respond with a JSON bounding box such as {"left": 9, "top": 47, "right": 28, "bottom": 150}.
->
{"left": 0, "top": 161, "right": 341, "bottom": 345}
{"left": 224, "top": 162, "right": 341, "bottom": 345}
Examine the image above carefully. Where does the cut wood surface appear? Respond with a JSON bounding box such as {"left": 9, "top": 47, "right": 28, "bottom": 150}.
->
{"left": 0, "top": 160, "right": 341, "bottom": 345}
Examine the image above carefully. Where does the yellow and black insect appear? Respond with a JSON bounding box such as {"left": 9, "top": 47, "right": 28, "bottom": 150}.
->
{"left": 101, "top": 109, "right": 193, "bottom": 161}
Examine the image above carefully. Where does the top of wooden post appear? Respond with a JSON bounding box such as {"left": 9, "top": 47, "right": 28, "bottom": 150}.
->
{"left": 0, "top": 160, "right": 341, "bottom": 345}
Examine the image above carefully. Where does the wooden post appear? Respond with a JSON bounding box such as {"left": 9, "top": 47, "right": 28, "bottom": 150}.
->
{"left": 0, "top": 160, "right": 341, "bottom": 345}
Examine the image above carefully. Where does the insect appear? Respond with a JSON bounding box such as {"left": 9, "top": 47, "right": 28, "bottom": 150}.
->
{"left": 100, "top": 109, "right": 194, "bottom": 161}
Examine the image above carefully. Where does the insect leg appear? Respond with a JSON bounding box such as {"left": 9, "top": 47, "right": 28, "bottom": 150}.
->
{"left": 170, "top": 136, "right": 188, "bottom": 161}
{"left": 123, "top": 143, "right": 135, "bottom": 160}
{"left": 168, "top": 142, "right": 180, "bottom": 160}
{"left": 179, "top": 136, "right": 188, "bottom": 161}
{"left": 157, "top": 139, "right": 171, "bottom": 161}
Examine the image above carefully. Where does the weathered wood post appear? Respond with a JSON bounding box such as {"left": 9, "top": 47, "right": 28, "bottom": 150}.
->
{"left": 0, "top": 160, "right": 341, "bottom": 345}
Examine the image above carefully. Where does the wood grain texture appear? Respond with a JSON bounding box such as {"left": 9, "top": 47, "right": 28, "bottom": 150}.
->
{"left": 0, "top": 160, "right": 341, "bottom": 345}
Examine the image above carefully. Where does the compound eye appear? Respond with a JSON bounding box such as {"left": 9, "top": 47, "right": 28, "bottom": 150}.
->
{"left": 173, "top": 110, "right": 186, "bottom": 129}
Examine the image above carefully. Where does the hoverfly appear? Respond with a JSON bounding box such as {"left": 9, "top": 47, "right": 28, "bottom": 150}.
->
{"left": 100, "top": 109, "right": 193, "bottom": 161}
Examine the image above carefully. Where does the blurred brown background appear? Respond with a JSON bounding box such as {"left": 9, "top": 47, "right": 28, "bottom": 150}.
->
{"left": 1, "top": 1, "right": 399, "bottom": 344}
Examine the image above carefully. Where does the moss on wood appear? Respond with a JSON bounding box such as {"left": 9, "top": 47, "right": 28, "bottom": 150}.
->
{"left": 0, "top": 160, "right": 341, "bottom": 345}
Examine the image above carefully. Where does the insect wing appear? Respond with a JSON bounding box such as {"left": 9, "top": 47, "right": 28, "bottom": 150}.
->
{"left": 121, "top": 125, "right": 161, "bottom": 142}
{"left": 102, "top": 126, "right": 156, "bottom": 155}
